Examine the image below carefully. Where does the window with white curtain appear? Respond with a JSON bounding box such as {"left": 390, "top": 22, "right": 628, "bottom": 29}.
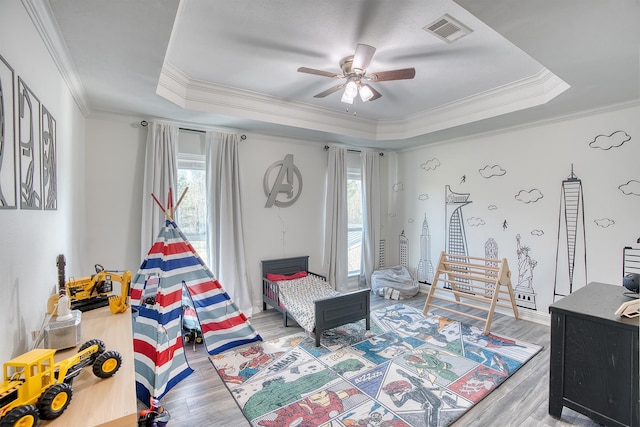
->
{"left": 347, "top": 151, "right": 363, "bottom": 276}
{"left": 176, "top": 131, "right": 209, "bottom": 266}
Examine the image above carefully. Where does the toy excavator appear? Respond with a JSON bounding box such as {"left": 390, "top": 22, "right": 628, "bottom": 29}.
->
{"left": 55, "top": 255, "right": 131, "bottom": 313}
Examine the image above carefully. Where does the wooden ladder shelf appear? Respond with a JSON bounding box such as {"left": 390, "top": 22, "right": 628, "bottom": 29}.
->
{"left": 423, "top": 252, "right": 519, "bottom": 334}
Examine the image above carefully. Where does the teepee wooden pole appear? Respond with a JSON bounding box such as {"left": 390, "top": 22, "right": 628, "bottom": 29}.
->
{"left": 151, "top": 188, "right": 189, "bottom": 222}
{"left": 166, "top": 188, "right": 173, "bottom": 212}
{"left": 151, "top": 193, "right": 166, "bottom": 213}
{"left": 174, "top": 187, "right": 189, "bottom": 211}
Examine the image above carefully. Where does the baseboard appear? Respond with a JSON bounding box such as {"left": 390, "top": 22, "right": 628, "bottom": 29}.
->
{"left": 417, "top": 284, "right": 550, "bottom": 327}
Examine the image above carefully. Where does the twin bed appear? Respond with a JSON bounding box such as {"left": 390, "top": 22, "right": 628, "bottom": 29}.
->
{"left": 261, "top": 256, "right": 371, "bottom": 346}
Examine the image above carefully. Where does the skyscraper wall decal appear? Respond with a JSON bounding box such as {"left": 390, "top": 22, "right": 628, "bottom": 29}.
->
{"left": 445, "top": 185, "right": 472, "bottom": 257}
{"left": 399, "top": 230, "right": 408, "bottom": 268}
{"left": 378, "top": 239, "right": 386, "bottom": 269}
{"left": 484, "top": 238, "right": 499, "bottom": 296}
{"left": 417, "top": 214, "right": 434, "bottom": 284}
{"left": 553, "top": 165, "right": 587, "bottom": 299}
{"left": 445, "top": 185, "right": 472, "bottom": 290}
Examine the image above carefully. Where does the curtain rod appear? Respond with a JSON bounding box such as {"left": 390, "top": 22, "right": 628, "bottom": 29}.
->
{"left": 324, "top": 145, "right": 384, "bottom": 156}
{"left": 140, "top": 121, "right": 246, "bottom": 139}
{"left": 179, "top": 127, "right": 205, "bottom": 134}
{"left": 179, "top": 127, "right": 247, "bottom": 140}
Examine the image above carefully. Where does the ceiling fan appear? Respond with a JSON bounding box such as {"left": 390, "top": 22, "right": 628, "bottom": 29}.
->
{"left": 297, "top": 44, "right": 416, "bottom": 104}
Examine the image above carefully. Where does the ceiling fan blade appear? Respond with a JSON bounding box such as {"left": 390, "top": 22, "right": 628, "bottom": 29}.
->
{"left": 297, "top": 67, "right": 341, "bottom": 78}
{"left": 362, "top": 84, "right": 382, "bottom": 101}
{"left": 352, "top": 44, "right": 376, "bottom": 73}
{"left": 369, "top": 68, "right": 416, "bottom": 82}
{"left": 313, "top": 83, "right": 345, "bottom": 98}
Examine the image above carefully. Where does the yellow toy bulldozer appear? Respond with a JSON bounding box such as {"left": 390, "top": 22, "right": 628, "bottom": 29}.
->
{"left": 0, "top": 339, "right": 122, "bottom": 426}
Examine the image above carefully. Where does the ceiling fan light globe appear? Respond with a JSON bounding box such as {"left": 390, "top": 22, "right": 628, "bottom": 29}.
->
{"left": 359, "top": 85, "right": 374, "bottom": 102}
{"left": 344, "top": 81, "right": 358, "bottom": 98}
{"left": 341, "top": 92, "right": 355, "bottom": 104}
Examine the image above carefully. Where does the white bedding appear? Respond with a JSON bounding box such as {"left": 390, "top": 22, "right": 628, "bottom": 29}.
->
{"left": 277, "top": 275, "right": 338, "bottom": 332}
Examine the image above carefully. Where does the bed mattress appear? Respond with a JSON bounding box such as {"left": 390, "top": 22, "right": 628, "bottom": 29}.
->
{"left": 276, "top": 275, "right": 338, "bottom": 332}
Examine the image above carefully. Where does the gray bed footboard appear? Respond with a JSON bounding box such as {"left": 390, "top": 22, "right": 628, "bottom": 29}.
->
{"left": 314, "top": 288, "right": 371, "bottom": 347}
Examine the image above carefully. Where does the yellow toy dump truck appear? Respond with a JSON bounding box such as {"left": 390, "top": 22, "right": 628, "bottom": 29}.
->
{"left": 0, "top": 339, "right": 122, "bottom": 427}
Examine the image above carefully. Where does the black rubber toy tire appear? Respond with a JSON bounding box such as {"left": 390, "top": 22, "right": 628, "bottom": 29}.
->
{"left": 37, "top": 383, "right": 73, "bottom": 420}
{"left": 92, "top": 350, "right": 122, "bottom": 378}
{"left": 79, "top": 338, "right": 106, "bottom": 354}
{"left": 0, "top": 405, "right": 39, "bottom": 427}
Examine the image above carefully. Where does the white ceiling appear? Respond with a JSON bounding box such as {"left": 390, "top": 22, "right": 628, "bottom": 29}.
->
{"left": 41, "top": 0, "right": 639, "bottom": 150}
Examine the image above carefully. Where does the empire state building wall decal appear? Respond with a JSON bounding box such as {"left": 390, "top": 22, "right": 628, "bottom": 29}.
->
{"left": 417, "top": 214, "right": 434, "bottom": 284}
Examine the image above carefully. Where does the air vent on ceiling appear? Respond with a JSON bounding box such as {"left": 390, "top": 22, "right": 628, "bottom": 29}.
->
{"left": 424, "top": 14, "right": 473, "bottom": 43}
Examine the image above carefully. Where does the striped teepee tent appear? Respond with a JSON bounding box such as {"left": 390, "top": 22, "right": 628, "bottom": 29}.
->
{"left": 132, "top": 190, "right": 262, "bottom": 404}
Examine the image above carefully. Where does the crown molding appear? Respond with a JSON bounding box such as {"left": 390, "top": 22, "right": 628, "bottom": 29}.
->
{"left": 157, "top": 61, "right": 378, "bottom": 140}
{"left": 158, "top": 61, "right": 569, "bottom": 143}
{"left": 22, "top": 0, "right": 91, "bottom": 116}
{"left": 377, "top": 68, "right": 570, "bottom": 140}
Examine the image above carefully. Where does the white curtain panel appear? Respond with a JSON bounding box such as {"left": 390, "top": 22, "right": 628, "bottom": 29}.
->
{"left": 205, "top": 131, "right": 253, "bottom": 316}
{"left": 140, "top": 121, "right": 178, "bottom": 259}
{"left": 323, "top": 146, "right": 348, "bottom": 291}
{"left": 359, "top": 150, "right": 381, "bottom": 288}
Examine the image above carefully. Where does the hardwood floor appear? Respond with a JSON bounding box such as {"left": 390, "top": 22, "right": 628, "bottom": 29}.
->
{"left": 142, "top": 292, "right": 603, "bottom": 426}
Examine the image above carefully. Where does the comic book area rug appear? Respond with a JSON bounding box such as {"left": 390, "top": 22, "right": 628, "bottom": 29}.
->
{"left": 210, "top": 303, "right": 542, "bottom": 427}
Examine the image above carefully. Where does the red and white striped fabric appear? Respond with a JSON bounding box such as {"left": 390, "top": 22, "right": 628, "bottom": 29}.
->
{"left": 132, "top": 219, "right": 262, "bottom": 404}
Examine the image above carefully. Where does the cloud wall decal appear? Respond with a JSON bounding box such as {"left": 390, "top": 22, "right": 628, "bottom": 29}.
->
{"left": 467, "top": 217, "right": 485, "bottom": 226}
{"left": 619, "top": 180, "right": 640, "bottom": 196}
{"left": 594, "top": 218, "right": 615, "bottom": 228}
{"left": 479, "top": 165, "right": 506, "bottom": 178}
{"left": 515, "top": 189, "right": 544, "bottom": 203}
{"left": 589, "top": 130, "right": 631, "bottom": 150}
{"left": 421, "top": 158, "right": 441, "bottom": 171}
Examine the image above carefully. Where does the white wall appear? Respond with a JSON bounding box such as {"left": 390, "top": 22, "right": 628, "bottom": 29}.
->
{"left": 239, "top": 134, "right": 328, "bottom": 311}
{"left": 0, "top": 0, "right": 86, "bottom": 361}
{"left": 84, "top": 114, "right": 147, "bottom": 273}
{"left": 387, "top": 103, "right": 640, "bottom": 321}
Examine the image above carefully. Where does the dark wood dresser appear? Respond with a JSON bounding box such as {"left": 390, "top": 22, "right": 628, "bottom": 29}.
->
{"left": 549, "top": 282, "right": 639, "bottom": 427}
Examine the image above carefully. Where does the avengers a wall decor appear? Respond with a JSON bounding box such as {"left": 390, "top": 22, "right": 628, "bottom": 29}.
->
{"left": 264, "top": 154, "right": 302, "bottom": 208}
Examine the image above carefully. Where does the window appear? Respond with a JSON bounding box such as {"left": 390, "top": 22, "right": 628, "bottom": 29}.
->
{"left": 347, "top": 153, "right": 362, "bottom": 276}
{"left": 176, "top": 153, "right": 208, "bottom": 266}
